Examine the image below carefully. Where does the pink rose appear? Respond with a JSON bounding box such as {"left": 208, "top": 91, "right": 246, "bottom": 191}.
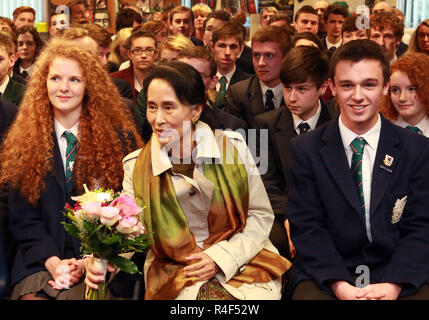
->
{"left": 131, "top": 221, "right": 145, "bottom": 236}
{"left": 82, "top": 201, "right": 102, "bottom": 217}
{"left": 100, "top": 207, "right": 121, "bottom": 227}
{"left": 116, "top": 216, "right": 138, "bottom": 234}
{"left": 110, "top": 195, "right": 140, "bottom": 217}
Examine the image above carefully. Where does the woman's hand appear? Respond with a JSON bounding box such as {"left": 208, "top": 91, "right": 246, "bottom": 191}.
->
{"left": 45, "top": 256, "right": 85, "bottom": 290}
{"left": 84, "top": 257, "right": 116, "bottom": 290}
{"left": 184, "top": 252, "right": 220, "bottom": 281}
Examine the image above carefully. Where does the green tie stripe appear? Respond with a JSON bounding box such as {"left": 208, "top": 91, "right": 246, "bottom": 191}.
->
{"left": 406, "top": 125, "right": 420, "bottom": 134}
{"left": 214, "top": 76, "right": 227, "bottom": 109}
{"left": 350, "top": 137, "right": 366, "bottom": 215}
{"left": 63, "top": 131, "right": 78, "bottom": 192}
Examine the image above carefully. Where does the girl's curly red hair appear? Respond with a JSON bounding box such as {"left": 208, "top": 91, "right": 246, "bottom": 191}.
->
{"left": 380, "top": 52, "right": 429, "bottom": 121}
{"left": 0, "top": 39, "right": 143, "bottom": 205}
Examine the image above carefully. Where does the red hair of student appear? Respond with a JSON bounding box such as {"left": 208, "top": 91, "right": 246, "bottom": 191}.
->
{"left": 0, "top": 39, "right": 143, "bottom": 205}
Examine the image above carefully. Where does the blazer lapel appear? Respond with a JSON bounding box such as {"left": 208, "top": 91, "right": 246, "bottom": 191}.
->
{"left": 370, "top": 116, "right": 401, "bottom": 216}
{"left": 248, "top": 76, "right": 264, "bottom": 115}
{"left": 320, "top": 118, "right": 362, "bottom": 215}
{"left": 52, "top": 133, "right": 67, "bottom": 201}
{"left": 275, "top": 108, "right": 296, "bottom": 176}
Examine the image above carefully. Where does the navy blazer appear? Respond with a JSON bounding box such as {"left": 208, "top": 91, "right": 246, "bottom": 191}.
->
{"left": 255, "top": 101, "right": 336, "bottom": 217}
{"left": 287, "top": 115, "right": 429, "bottom": 297}
{"left": 9, "top": 135, "right": 81, "bottom": 287}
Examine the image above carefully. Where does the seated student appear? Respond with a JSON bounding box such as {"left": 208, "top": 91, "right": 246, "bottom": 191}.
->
{"left": 110, "top": 30, "right": 159, "bottom": 104}
{"left": 226, "top": 26, "right": 292, "bottom": 129}
{"left": 211, "top": 21, "right": 251, "bottom": 109}
{"left": 341, "top": 15, "right": 368, "bottom": 45}
{"left": 370, "top": 11, "right": 404, "bottom": 64}
{"left": 288, "top": 39, "right": 429, "bottom": 300}
{"left": 322, "top": 4, "right": 348, "bottom": 54}
{"left": 406, "top": 19, "right": 429, "bottom": 56}
{"left": 255, "top": 46, "right": 337, "bottom": 261}
{"left": 85, "top": 61, "right": 291, "bottom": 300}
{"left": 108, "top": 27, "right": 133, "bottom": 73}
{"left": 191, "top": 3, "right": 211, "bottom": 41}
{"left": 12, "top": 6, "right": 35, "bottom": 30}
{"left": 0, "top": 39, "right": 142, "bottom": 300}
{"left": 0, "top": 17, "right": 16, "bottom": 34}
{"left": 14, "top": 26, "right": 44, "bottom": 79}
{"left": 0, "top": 32, "right": 25, "bottom": 106}
{"left": 292, "top": 32, "right": 325, "bottom": 51}
{"left": 158, "top": 35, "right": 194, "bottom": 64}
{"left": 381, "top": 53, "right": 429, "bottom": 137}
{"left": 0, "top": 98, "right": 18, "bottom": 299}
{"left": 139, "top": 20, "right": 169, "bottom": 46}
{"left": 291, "top": 5, "right": 319, "bottom": 35}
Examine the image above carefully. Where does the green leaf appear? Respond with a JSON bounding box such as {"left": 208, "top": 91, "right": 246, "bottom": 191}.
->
{"left": 109, "top": 256, "right": 142, "bottom": 275}
{"left": 100, "top": 234, "right": 121, "bottom": 245}
{"left": 63, "top": 222, "right": 80, "bottom": 237}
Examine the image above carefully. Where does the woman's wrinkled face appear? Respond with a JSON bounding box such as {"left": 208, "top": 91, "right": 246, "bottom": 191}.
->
{"left": 146, "top": 78, "right": 201, "bottom": 148}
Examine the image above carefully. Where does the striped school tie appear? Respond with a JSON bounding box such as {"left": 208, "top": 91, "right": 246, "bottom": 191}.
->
{"left": 406, "top": 125, "right": 420, "bottom": 134}
{"left": 63, "top": 131, "right": 77, "bottom": 192}
{"left": 350, "top": 137, "right": 367, "bottom": 215}
{"left": 214, "top": 76, "right": 227, "bottom": 109}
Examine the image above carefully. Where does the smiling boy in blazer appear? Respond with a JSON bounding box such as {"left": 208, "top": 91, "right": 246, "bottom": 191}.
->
{"left": 287, "top": 39, "right": 429, "bottom": 300}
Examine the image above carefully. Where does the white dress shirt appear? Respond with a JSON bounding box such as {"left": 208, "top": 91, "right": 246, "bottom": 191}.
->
{"left": 338, "top": 114, "right": 381, "bottom": 242}
{"left": 292, "top": 100, "right": 322, "bottom": 134}
{"left": 215, "top": 65, "right": 236, "bottom": 92}
{"left": 260, "top": 81, "right": 283, "bottom": 110}
{"left": 393, "top": 115, "right": 429, "bottom": 137}
{"left": 54, "top": 119, "right": 79, "bottom": 175}
{"left": 0, "top": 75, "right": 10, "bottom": 95}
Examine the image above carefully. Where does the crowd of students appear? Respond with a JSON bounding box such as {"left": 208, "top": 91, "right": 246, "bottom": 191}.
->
{"left": 1, "top": 0, "right": 429, "bottom": 300}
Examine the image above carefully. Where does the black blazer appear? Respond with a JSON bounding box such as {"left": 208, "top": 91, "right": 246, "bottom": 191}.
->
{"left": 236, "top": 45, "right": 255, "bottom": 75}
{"left": 3, "top": 78, "right": 25, "bottom": 106}
{"left": 396, "top": 41, "right": 408, "bottom": 58}
{"left": 255, "top": 101, "right": 336, "bottom": 216}
{"left": 226, "top": 75, "right": 284, "bottom": 129}
{"left": 191, "top": 37, "right": 204, "bottom": 46}
{"left": 287, "top": 115, "right": 429, "bottom": 297}
{"left": 8, "top": 136, "right": 81, "bottom": 287}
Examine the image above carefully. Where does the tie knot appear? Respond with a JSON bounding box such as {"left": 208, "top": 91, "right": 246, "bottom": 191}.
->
{"left": 350, "top": 137, "right": 366, "bottom": 154}
{"left": 406, "top": 125, "right": 420, "bottom": 134}
{"left": 63, "top": 131, "right": 77, "bottom": 145}
{"left": 21, "top": 70, "right": 29, "bottom": 78}
{"left": 219, "top": 76, "right": 227, "bottom": 86}
{"left": 265, "top": 89, "right": 274, "bottom": 99}
{"left": 298, "top": 122, "right": 310, "bottom": 134}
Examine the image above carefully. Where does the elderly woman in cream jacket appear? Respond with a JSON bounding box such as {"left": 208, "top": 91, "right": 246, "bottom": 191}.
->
{"left": 85, "top": 62, "right": 291, "bottom": 300}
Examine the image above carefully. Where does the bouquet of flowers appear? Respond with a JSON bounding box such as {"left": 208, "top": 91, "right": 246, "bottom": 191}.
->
{"left": 62, "top": 185, "right": 151, "bottom": 300}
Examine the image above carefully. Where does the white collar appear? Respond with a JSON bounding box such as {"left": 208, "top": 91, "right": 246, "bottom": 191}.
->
{"left": 216, "top": 65, "right": 236, "bottom": 84}
{"left": 259, "top": 81, "right": 283, "bottom": 98}
{"left": 395, "top": 115, "right": 429, "bottom": 133}
{"left": 326, "top": 37, "right": 342, "bottom": 49}
{"left": 54, "top": 118, "right": 80, "bottom": 143}
{"left": 292, "top": 100, "right": 322, "bottom": 132}
{"left": 339, "top": 114, "right": 381, "bottom": 152}
{"left": 0, "top": 75, "right": 10, "bottom": 94}
{"left": 151, "top": 121, "right": 221, "bottom": 176}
